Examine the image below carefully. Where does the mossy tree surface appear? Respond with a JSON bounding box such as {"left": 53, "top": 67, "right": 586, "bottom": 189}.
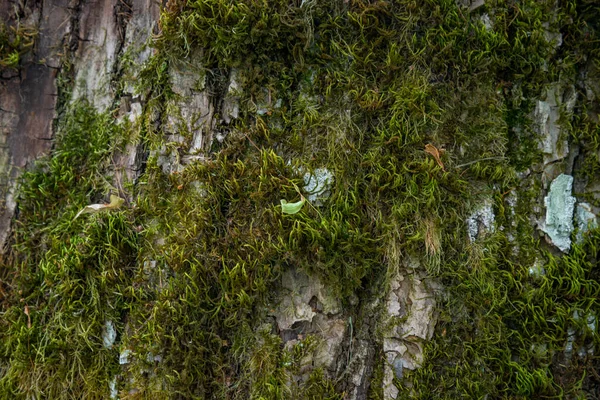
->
{"left": 0, "top": 21, "right": 35, "bottom": 70}
{"left": 1, "top": 0, "right": 599, "bottom": 399}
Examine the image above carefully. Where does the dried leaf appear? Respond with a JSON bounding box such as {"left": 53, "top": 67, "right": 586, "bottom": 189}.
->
{"left": 423, "top": 218, "right": 441, "bottom": 256}
{"left": 425, "top": 143, "right": 445, "bottom": 171}
{"left": 24, "top": 305, "right": 31, "bottom": 329}
{"left": 74, "top": 195, "right": 125, "bottom": 220}
{"left": 280, "top": 197, "right": 305, "bottom": 215}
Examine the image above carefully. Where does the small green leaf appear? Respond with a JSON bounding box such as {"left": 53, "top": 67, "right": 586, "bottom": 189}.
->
{"left": 280, "top": 197, "right": 305, "bottom": 214}
{"left": 107, "top": 194, "right": 125, "bottom": 209}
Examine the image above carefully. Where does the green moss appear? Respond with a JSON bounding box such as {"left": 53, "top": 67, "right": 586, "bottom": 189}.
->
{"left": 0, "top": 101, "right": 137, "bottom": 398}
{"left": 0, "top": 22, "right": 36, "bottom": 70}
{"left": 300, "top": 368, "right": 343, "bottom": 400}
{"left": 1, "top": 0, "right": 599, "bottom": 398}
{"left": 408, "top": 226, "right": 600, "bottom": 398}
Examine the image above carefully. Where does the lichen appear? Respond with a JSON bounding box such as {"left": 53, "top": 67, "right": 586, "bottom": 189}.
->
{"left": 575, "top": 202, "right": 598, "bottom": 243}
{"left": 303, "top": 167, "right": 334, "bottom": 205}
{"left": 541, "top": 173, "right": 576, "bottom": 252}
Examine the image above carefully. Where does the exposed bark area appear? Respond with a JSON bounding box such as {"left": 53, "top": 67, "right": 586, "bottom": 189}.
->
{"left": 0, "top": 0, "right": 159, "bottom": 250}
{"left": 0, "top": 0, "right": 70, "bottom": 251}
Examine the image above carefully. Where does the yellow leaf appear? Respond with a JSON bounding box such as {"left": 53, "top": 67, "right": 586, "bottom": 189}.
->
{"left": 425, "top": 143, "right": 445, "bottom": 171}
{"left": 74, "top": 195, "right": 125, "bottom": 220}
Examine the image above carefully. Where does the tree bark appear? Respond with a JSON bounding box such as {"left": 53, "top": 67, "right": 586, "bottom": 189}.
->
{"left": 1, "top": 1, "right": 599, "bottom": 399}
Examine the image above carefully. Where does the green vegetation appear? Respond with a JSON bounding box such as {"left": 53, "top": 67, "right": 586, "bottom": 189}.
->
{"left": 1, "top": 0, "right": 599, "bottom": 399}
{"left": 0, "top": 102, "right": 136, "bottom": 398}
{"left": 0, "top": 22, "right": 35, "bottom": 70}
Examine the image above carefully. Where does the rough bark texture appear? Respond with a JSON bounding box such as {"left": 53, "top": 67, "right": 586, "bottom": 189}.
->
{"left": 0, "top": 0, "right": 70, "bottom": 249}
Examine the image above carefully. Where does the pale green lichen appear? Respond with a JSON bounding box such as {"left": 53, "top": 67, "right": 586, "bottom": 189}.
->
{"left": 541, "top": 174, "right": 575, "bottom": 252}
{"left": 575, "top": 202, "right": 598, "bottom": 243}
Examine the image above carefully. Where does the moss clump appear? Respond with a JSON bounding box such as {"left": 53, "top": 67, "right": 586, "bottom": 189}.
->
{"left": 125, "top": 133, "right": 381, "bottom": 395}
{"left": 0, "top": 22, "right": 36, "bottom": 70}
{"left": 408, "top": 227, "right": 600, "bottom": 398}
{"left": 137, "top": 0, "right": 600, "bottom": 396}
{"left": 0, "top": 101, "right": 138, "bottom": 398}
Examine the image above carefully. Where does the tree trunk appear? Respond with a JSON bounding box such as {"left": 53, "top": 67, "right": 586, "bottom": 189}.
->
{"left": 1, "top": 0, "right": 599, "bottom": 399}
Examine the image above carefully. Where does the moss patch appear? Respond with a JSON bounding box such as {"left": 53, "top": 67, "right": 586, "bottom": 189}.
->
{"left": 1, "top": 0, "right": 600, "bottom": 398}
{"left": 0, "top": 102, "right": 137, "bottom": 398}
{"left": 0, "top": 21, "right": 35, "bottom": 70}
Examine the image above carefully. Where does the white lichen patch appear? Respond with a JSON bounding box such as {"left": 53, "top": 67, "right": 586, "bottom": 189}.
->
{"left": 479, "top": 14, "right": 493, "bottom": 30}
{"left": 102, "top": 320, "right": 117, "bottom": 349}
{"left": 467, "top": 199, "right": 495, "bottom": 242}
{"left": 109, "top": 376, "right": 118, "bottom": 399}
{"left": 119, "top": 349, "right": 131, "bottom": 365}
{"left": 528, "top": 260, "right": 546, "bottom": 278}
{"left": 541, "top": 174, "right": 575, "bottom": 252}
{"left": 533, "top": 83, "right": 576, "bottom": 180}
{"left": 587, "top": 313, "right": 597, "bottom": 333}
{"left": 575, "top": 202, "right": 598, "bottom": 243}
{"left": 189, "top": 181, "right": 208, "bottom": 197}
{"left": 303, "top": 168, "right": 334, "bottom": 204}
